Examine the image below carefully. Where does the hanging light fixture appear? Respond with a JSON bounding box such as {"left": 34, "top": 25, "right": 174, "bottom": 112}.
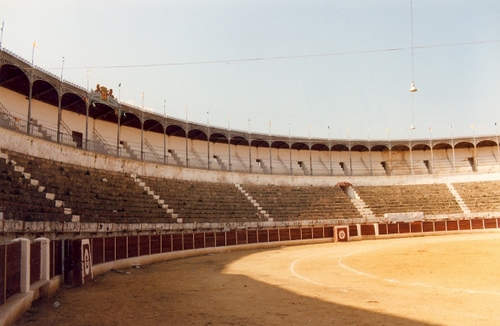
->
{"left": 410, "top": 81, "right": 417, "bottom": 92}
{"left": 410, "top": 0, "right": 417, "bottom": 93}
{"left": 409, "top": 0, "right": 417, "bottom": 132}
{"left": 409, "top": 0, "right": 417, "bottom": 93}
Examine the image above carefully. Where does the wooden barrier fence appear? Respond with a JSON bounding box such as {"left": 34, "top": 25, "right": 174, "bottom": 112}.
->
{"left": 2, "top": 219, "right": 500, "bottom": 311}
{"left": 0, "top": 241, "right": 21, "bottom": 305}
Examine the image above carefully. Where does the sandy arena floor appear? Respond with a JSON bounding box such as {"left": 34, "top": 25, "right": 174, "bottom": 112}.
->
{"left": 15, "top": 232, "right": 500, "bottom": 325}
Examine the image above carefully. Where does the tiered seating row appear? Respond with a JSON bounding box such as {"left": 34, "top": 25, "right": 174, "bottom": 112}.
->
{"left": 0, "top": 157, "right": 66, "bottom": 221}
{"left": 453, "top": 181, "right": 500, "bottom": 213}
{"left": 242, "top": 184, "right": 361, "bottom": 221}
{"left": 138, "top": 176, "right": 262, "bottom": 222}
{"left": 3, "top": 151, "right": 172, "bottom": 223}
{"left": 354, "top": 184, "right": 463, "bottom": 217}
{"left": 6, "top": 148, "right": 500, "bottom": 226}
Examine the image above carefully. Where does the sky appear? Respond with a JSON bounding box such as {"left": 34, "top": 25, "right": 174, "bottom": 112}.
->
{"left": 1, "top": 0, "right": 500, "bottom": 141}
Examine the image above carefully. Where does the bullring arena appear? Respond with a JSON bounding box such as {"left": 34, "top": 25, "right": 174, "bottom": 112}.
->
{"left": 1, "top": 47, "right": 500, "bottom": 325}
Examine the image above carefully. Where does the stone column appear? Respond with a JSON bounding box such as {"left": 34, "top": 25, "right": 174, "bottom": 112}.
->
{"left": 34, "top": 237, "right": 50, "bottom": 281}
{"left": 11, "top": 238, "right": 30, "bottom": 293}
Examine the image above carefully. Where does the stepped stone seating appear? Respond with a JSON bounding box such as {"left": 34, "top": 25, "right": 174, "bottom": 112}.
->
{"left": 272, "top": 160, "right": 291, "bottom": 175}
{"left": 371, "top": 162, "right": 387, "bottom": 176}
{"left": 391, "top": 160, "right": 429, "bottom": 175}
{"left": 229, "top": 151, "right": 251, "bottom": 173}
{"left": 266, "top": 152, "right": 292, "bottom": 175}
{"left": 413, "top": 161, "right": 430, "bottom": 174}
{"left": 350, "top": 160, "right": 387, "bottom": 176}
{"left": 330, "top": 162, "right": 347, "bottom": 176}
{"left": 242, "top": 184, "right": 361, "bottom": 221}
{"left": 3, "top": 150, "right": 173, "bottom": 223}
{"left": 138, "top": 176, "right": 262, "bottom": 222}
{"left": 389, "top": 159, "right": 412, "bottom": 175}
{"left": 432, "top": 156, "right": 473, "bottom": 174}
{"left": 0, "top": 156, "right": 66, "bottom": 221}
{"left": 310, "top": 159, "right": 331, "bottom": 176}
{"left": 431, "top": 158, "right": 454, "bottom": 174}
{"left": 354, "top": 184, "right": 462, "bottom": 217}
{"left": 453, "top": 181, "right": 500, "bottom": 213}
{"left": 476, "top": 154, "right": 500, "bottom": 173}
{"left": 348, "top": 157, "right": 371, "bottom": 176}
{"left": 229, "top": 160, "right": 249, "bottom": 173}
{"left": 455, "top": 157, "right": 474, "bottom": 173}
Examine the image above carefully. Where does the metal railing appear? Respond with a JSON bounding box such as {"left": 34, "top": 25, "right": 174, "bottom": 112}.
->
{"left": 93, "top": 128, "right": 115, "bottom": 155}
{"left": 0, "top": 101, "right": 16, "bottom": 125}
{"left": 60, "top": 119, "right": 72, "bottom": 135}
{"left": 145, "top": 138, "right": 162, "bottom": 163}
{"left": 190, "top": 147, "right": 206, "bottom": 168}
{"left": 0, "top": 109, "right": 492, "bottom": 177}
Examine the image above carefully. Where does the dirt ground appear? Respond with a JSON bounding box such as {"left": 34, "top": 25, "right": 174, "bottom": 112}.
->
{"left": 15, "top": 232, "right": 500, "bottom": 326}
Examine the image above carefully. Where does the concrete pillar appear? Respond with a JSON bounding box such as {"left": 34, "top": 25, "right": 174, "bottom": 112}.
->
{"left": 11, "top": 238, "right": 30, "bottom": 293}
{"left": 57, "top": 91, "right": 62, "bottom": 144}
{"left": 140, "top": 120, "right": 144, "bottom": 161}
{"left": 116, "top": 109, "right": 122, "bottom": 156}
{"left": 34, "top": 237, "right": 50, "bottom": 281}
{"left": 85, "top": 99, "right": 90, "bottom": 150}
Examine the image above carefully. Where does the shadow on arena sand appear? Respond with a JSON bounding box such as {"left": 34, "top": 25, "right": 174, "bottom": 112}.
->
{"left": 15, "top": 245, "right": 438, "bottom": 326}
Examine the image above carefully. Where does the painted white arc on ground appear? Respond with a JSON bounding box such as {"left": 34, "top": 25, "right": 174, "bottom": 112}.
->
{"left": 289, "top": 248, "right": 350, "bottom": 292}
{"left": 337, "top": 246, "right": 500, "bottom": 297}
{"left": 289, "top": 241, "right": 500, "bottom": 298}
